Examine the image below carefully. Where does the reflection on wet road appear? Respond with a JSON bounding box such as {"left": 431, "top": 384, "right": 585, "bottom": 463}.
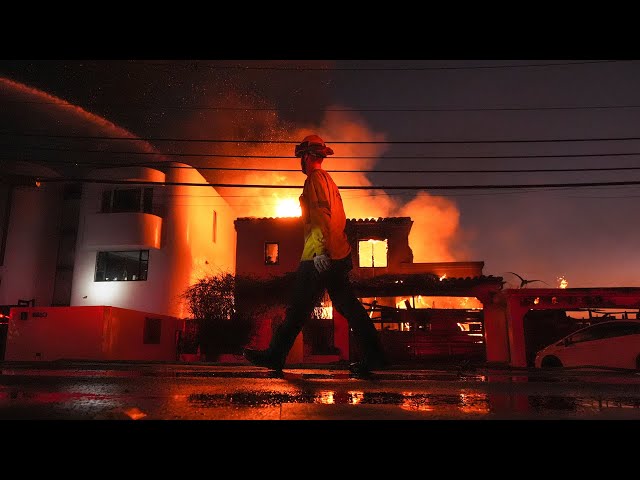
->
{"left": 1, "top": 363, "right": 639, "bottom": 420}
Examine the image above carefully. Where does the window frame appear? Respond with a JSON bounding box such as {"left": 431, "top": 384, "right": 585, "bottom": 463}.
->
{"left": 357, "top": 238, "right": 389, "bottom": 268}
{"left": 101, "top": 187, "right": 153, "bottom": 214}
{"left": 94, "top": 250, "right": 150, "bottom": 282}
{"left": 264, "top": 242, "right": 279, "bottom": 265}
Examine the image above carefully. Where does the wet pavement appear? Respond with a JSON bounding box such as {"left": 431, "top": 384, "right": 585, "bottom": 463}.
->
{"left": 1, "top": 360, "right": 640, "bottom": 420}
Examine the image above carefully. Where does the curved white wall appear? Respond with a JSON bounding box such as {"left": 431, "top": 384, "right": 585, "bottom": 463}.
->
{"left": 0, "top": 183, "right": 62, "bottom": 306}
{"left": 0, "top": 162, "right": 63, "bottom": 307}
{"left": 157, "top": 163, "right": 237, "bottom": 318}
{"left": 70, "top": 163, "right": 236, "bottom": 318}
{"left": 84, "top": 212, "right": 162, "bottom": 249}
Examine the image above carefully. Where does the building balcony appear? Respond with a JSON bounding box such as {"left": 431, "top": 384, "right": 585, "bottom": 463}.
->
{"left": 83, "top": 212, "right": 162, "bottom": 250}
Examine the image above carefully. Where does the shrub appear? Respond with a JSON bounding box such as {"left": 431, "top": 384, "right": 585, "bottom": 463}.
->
{"left": 182, "top": 272, "right": 249, "bottom": 359}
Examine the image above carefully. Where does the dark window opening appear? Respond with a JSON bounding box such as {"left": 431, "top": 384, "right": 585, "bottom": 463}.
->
{"left": 95, "top": 250, "right": 149, "bottom": 281}
{"left": 113, "top": 188, "right": 141, "bottom": 213}
{"left": 101, "top": 187, "right": 153, "bottom": 214}
{"left": 265, "top": 242, "right": 279, "bottom": 265}
{"left": 303, "top": 295, "right": 336, "bottom": 355}
{"left": 101, "top": 190, "right": 111, "bottom": 212}
{"left": 212, "top": 210, "right": 217, "bottom": 243}
{"left": 143, "top": 317, "right": 162, "bottom": 344}
{"left": 63, "top": 183, "right": 82, "bottom": 200}
{"left": 143, "top": 188, "right": 153, "bottom": 213}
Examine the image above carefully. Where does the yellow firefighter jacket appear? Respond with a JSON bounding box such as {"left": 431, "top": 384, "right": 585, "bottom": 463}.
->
{"left": 299, "top": 168, "right": 351, "bottom": 262}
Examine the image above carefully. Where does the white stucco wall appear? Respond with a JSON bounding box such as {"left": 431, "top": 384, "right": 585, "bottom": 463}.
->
{"left": 69, "top": 164, "right": 236, "bottom": 318}
{"left": 159, "top": 163, "right": 237, "bottom": 318}
{"left": 0, "top": 162, "right": 63, "bottom": 307}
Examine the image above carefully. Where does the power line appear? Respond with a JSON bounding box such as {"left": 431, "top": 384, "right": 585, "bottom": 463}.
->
{"left": 22, "top": 176, "right": 640, "bottom": 190}
{"left": 4, "top": 131, "right": 640, "bottom": 144}
{"left": 12, "top": 157, "right": 640, "bottom": 174}
{"left": 19, "top": 60, "right": 625, "bottom": 72}
{"left": 134, "top": 60, "right": 631, "bottom": 71}
{"left": 6, "top": 99, "right": 640, "bottom": 113}
{"left": 124, "top": 185, "right": 640, "bottom": 200}
{"left": 9, "top": 175, "right": 636, "bottom": 200}
{"left": 7, "top": 144, "right": 640, "bottom": 160}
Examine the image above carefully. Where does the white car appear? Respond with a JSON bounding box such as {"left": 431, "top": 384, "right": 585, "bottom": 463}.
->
{"left": 534, "top": 320, "right": 640, "bottom": 370}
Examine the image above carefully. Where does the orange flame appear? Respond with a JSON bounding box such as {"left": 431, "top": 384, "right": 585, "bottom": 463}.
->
{"left": 178, "top": 89, "right": 464, "bottom": 262}
{"left": 396, "top": 295, "right": 483, "bottom": 310}
{"left": 274, "top": 198, "right": 301, "bottom": 217}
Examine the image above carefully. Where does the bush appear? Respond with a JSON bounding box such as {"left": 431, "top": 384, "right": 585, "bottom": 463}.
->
{"left": 182, "top": 272, "right": 294, "bottom": 360}
{"left": 182, "top": 272, "right": 248, "bottom": 359}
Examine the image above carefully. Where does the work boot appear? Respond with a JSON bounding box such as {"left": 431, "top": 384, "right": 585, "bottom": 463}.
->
{"left": 243, "top": 348, "right": 284, "bottom": 372}
{"left": 348, "top": 357, "right": 388, "bottom": 378}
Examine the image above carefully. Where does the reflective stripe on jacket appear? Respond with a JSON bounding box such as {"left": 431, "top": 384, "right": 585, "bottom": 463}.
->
{"left": 299, "top": 169, "right": 351, "bottom": 262}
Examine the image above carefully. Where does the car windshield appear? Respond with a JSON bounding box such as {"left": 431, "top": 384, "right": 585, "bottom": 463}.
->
{"left": 568, "top": 321, "right": 640, "bottom": 344}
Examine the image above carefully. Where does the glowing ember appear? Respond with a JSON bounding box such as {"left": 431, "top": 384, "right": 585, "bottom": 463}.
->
{"left": 439, "top": 274, "right": 447, "bottom": 281}
{"left": 124, "top": 407, "right": 148, "bottom": 420}
{"left": 557, "top": 276, "right": 568, "bottom": 289}
{"left": 317, "top": 391, "right": 335, "bottom": 404}
{"left": 274, "top": 198, "right": 301, "bottom": 217}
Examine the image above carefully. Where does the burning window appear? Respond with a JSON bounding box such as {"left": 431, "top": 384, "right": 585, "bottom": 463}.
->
{"left": 265, "top": 242, "right": 279, "bottom": 265}
{"left": 304, "top": 292, "right": 335, "bottom": 355}
{"left": 358, "top": 239, "right": 388, "bottom": 268}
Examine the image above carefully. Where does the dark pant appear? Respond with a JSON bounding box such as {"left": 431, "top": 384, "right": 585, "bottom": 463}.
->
{"left": 268, "top": 256, "right": 385, "bottom": 365}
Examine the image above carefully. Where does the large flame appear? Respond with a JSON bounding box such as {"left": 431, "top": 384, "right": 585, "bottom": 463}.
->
{"left": 176, "top": 84, "right": 465, "bottom": 263}
{"left": 274, "top": 198, "right": 301, "bottom": 217}
{"left": 396, "top": 295, "right": 483, "bottom": 310}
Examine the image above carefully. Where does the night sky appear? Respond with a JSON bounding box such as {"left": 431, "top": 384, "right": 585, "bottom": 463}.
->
{"left": 2, "top": 59, "right": 640, "bottom": 288}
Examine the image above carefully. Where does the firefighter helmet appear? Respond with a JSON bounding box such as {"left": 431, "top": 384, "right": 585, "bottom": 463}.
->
{"left": 294, "top": 134, "right": 334, "bottom": 158}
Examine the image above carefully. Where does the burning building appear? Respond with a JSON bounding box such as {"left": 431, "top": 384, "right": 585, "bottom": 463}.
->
{"left": 3, "top": 74, "right": 639, "bottom": 368}
{"left": 234, "top": 215, "right": 503, "bottom": 365}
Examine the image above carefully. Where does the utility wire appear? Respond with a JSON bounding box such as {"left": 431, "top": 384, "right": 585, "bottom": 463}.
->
{"left": 134, "top": 60, "right": 631, "bottom": 71}
{"left": 5, "top": 99, "right": 640, "bottom": 112}
{"left": 11, "top": 157, "right": 640, "bottom": 174}
{"left": 117, "top": 184, "right": 640, "bottom": 200}
{"left": 22, "top": 176, "right": 640, "bottom": 190}
{"left": 4, "top": 131, "right": 640, "bottom": 144}
{"left": 6, "top": 144, "right": 640, "bottom": 160}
